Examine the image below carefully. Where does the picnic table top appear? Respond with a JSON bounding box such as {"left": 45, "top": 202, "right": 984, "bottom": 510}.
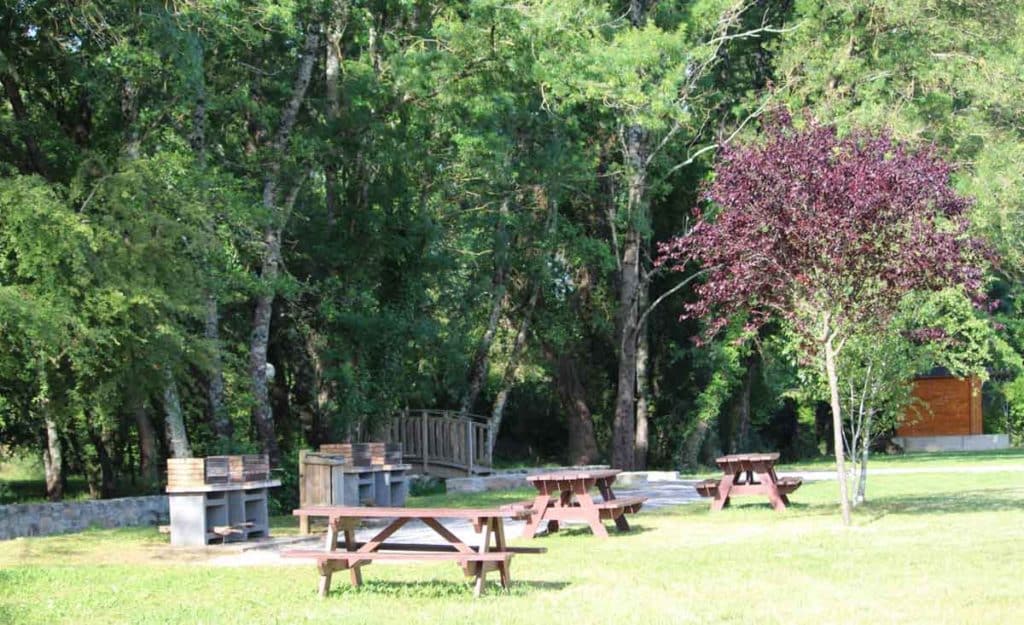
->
{"left": 525, "top": 468, "right": 620, "bottom": 482}
{"left": 714, "top": 452, "right": 780, "bottom": 465}
{"left": 292, "top": 505, "right": 531, "bottom": 520}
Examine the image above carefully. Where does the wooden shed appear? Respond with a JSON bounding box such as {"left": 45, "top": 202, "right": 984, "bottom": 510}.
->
{"left": 897, "top": 374, "right": 983, "bottom": 437}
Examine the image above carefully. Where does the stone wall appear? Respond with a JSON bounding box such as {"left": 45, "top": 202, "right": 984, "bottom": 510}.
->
{"left": 0, "top": 495, "right": 169, "bottom": 541}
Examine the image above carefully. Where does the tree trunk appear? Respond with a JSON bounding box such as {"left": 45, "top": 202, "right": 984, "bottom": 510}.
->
{"left": 134, "top": 402, "right": 158, "bottom": 484}
{"left": 120, "top": 79, "right": 140, "bottom": 159}
{"left": 324, "top": 3, "right": 349, "bottom": 227}
{"left": 310, "top": 331, "right": 332, "bottom": 445}
{"left": 824, "top": 331, "right": 852, "bottom": 526}
{"left": 163, "top": 369, "right": 192, "bottom": 459}
{"left": 635, "top": 285, "right": 651, "bottom": 469}
{"left": 460, "top": 198, "right": 510, "bottom": 416}
{"left": 204, "top": 294, "right": 231, "bottom": 439}
{"left": 681, "top": 419, "right": 710, "bottom": 472}
{"left": 0, "top": 70, "right": 50, "bottom": 178}
{"left": 85, "top": 416, "right": 116, "bottom": 498}
{"left": 489, "top": 284, "right": 539, "bottom": 454}
{"left": 730, "top": 355, "right": 756, "bottom": 453}
{"left": 190, "top": 61, "right": 230, "bottom": 442}
{"left": 611, "top": 124, "right": 647, "bottom": 470}
{"left": 250, "top": 244, "right": 281, "bottom": 464}
{"left": 460, "top": 282, "right": 504, "bottom": 416}
{"left": 249, "top": 30, "right": 320, "bottom": 466}
{"left": 856, "top": 410, "right": 872, "bottom": 504}
{"left": 554, "top": 353, "right": 600, "bottom": 465}
{"left": 42, "top": 412, "right": 63, "bottom": 501}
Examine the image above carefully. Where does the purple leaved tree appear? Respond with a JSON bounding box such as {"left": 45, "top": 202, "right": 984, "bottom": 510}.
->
{"left": 658, "top": 117, "right": 986, "bottom": 525}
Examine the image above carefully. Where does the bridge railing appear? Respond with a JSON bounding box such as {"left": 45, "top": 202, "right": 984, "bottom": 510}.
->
{"left": 386, "top": 409, "right": 493, "bottom": 475}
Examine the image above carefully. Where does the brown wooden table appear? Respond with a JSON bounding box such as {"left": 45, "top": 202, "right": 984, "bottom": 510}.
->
{"left": 283, "top": 506, "right": 542, "bottom": 597}
{"left": 694, "top": 453, "right": 801, "bottom": 512}
{"left": 519, "top": 469, "right": 646, "bottom": 539}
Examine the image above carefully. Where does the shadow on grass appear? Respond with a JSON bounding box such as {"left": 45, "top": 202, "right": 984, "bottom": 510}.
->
{"left": 859, "top": 488, "right": 1024, "bottom": 519}
{"left": 326, "top": 578, "right": 569, "bottom": 598}
{"left": 538, "top": 524, "right": 654, "bottom": 538}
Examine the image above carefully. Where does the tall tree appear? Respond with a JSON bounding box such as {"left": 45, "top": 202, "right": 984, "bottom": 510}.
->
{"left": 661, "top": 118, "right": 986, "bottom": 524}
{"left": 248, "top": 27, "right": 320, "bottom": 465}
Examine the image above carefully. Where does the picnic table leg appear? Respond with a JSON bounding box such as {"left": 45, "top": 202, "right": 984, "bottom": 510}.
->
{"left": 342, "top": 520, "right": 363, "bottom": 586}
{"left": 767, "top": 466, "right": 791, "bottom": 506}
{"left": 521, "top": 494, "right": 550, "bottom": 539}
{"left": 547, "top": 490, "right": 571, "bottom": 533}
{"left": 473, "top": 519, "right": 494, "bottom": 597}
{"left": 493, "top": 518, "right": 512, "bottom": 590}
{"left": 318, "top": 519, "right": 340, "bottom": 597}
{"left": 711, "top": 473, "right": 735, "bottom": 512}
{"left": 574, "top": 491, "right": 609, "bottom": 538}
{"left": 757, "top": 471, "right": 788, "bottom": 512}
{"left": 596, "top": 478, "right": 631, "bottom": 532}
{"left": 299, "top": 514, "right": 310, "bottom": 535}
{"left": 317, "top": 561, "right": 334, "bottom": 597}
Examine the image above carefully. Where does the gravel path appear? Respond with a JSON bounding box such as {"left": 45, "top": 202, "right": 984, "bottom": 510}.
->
{"left": 203, "top": 478, "right": 705, "bottom": 567}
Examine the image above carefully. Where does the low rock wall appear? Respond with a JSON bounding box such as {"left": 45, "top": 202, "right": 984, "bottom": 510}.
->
{"left": 0, "top": 495, "right": 169, "bottom": 541}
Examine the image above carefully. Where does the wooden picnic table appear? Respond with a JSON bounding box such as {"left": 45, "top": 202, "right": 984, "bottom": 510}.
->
{"left": 518, "top": 469, "right": 646, "bottom": 539}
{"left": 694, "top": 452, "right": 802, "bottom": 512}
{"left": 283, "top": 506, "right": 543, "bottom": 597}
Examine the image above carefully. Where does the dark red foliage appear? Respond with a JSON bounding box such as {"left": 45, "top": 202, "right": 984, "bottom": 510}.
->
{"left": 657, "top": 119, "right": 987, "bottom": 343}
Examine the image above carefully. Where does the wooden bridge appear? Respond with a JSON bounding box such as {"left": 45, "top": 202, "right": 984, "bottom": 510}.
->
{"left": 382, "top": 409, "right": 495, "bottom": 477}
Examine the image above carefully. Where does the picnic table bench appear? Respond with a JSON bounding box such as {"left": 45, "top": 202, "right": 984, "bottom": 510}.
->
{"left": 695, "top": 452, "right": 801, "bottom": 511}
{"left": 284, "top": 506, "right": 543, "bottom": 597}
{"left": 515, "top": 469, "right": 646, "bottom": 539}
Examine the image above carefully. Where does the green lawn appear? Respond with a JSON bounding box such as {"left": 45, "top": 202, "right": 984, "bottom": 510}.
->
{"left": 777, "top": 447, "right": 1024, "bottom": 472}
{"left": 2, "top": 460, "right": 1023, "bottom": 624}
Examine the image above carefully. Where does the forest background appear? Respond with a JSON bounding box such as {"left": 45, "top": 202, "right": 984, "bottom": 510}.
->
{"left": 2, "top": 0, "right": 1023, "bottom": 504}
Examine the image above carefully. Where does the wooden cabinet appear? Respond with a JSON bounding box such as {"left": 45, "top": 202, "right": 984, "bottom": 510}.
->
{"left": 898, "top": 376, "right": 983, "bottom": 437}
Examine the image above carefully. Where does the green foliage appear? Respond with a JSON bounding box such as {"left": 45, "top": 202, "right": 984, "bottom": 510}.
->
{"left": 2, "top": 0, "right": 1023, "bottom": 501}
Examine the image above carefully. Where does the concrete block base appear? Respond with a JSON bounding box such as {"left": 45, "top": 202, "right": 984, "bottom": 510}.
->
{"left": 893, "top": 434, "right": 1011, "bottom": 452}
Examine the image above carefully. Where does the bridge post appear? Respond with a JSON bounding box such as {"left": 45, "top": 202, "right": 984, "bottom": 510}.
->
{"left": 421, "top": 410, "right": 428, "bottom": 474}
{"left": 466, "top": 421, "right": 475, "bottom": 474}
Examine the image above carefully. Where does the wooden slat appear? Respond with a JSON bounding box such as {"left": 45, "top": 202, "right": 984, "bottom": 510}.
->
{"left": 526, "top": 469, "right": 619, "bottom": 482}
{"left": 592, "top": 496, "right": 646, "bottom": 510}
{"left": 293, "top": 506, "right": 529, "bottom": 520}
{"left": 283, "top": 550, "right": 513, "bottom": 562}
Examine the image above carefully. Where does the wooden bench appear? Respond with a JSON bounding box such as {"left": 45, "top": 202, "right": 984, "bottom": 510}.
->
{"left": 593, "top": 495, "right": 646, "bottom": 518}
{"left": 305, "top": 540, "right": 545, "bottom": 555}
{"left": 694, "top": 479, "right": 719, "bottom": 498}
{"left": 521, "top": 469, "right": 645, "bottom": 538}
{"left": 288, "top": 506, "right": 538, "bottom": 597}
{"left": 283, "top": 549, "right": 513, "bottom": 565}
{"left": 694, "top": 453, "right": 802, "bottom": 512}
{"left": 776, "top": 476, "right": 802, "bottom": 495}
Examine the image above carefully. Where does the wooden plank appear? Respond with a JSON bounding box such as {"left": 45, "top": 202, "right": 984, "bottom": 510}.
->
{"left": 319, "top": 541, "right": 545, "bottom": 554}
{"left": 293, "top": 505, "right": 529, "bottom": 520}
{"left": 592, "top": 496, "right": 646, "bottom": 510}
{"left": 525, "top": 469, "right": 620, "bottom": 482}
{"left": 284, "top": 550, "right": 514, "bottom": 562}
{"left": 899, "top": 376, "right": 976, "bottom": 436}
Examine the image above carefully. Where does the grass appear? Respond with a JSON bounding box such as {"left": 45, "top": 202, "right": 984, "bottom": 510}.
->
{"left": 776, "top": 447, "right": 1024, "bottom": 472}
{"left": 2, "top": 454, "right": 1024, "bottom": 624}
{"left": 0, "top": 453, "right": 158, "bottom": 505}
